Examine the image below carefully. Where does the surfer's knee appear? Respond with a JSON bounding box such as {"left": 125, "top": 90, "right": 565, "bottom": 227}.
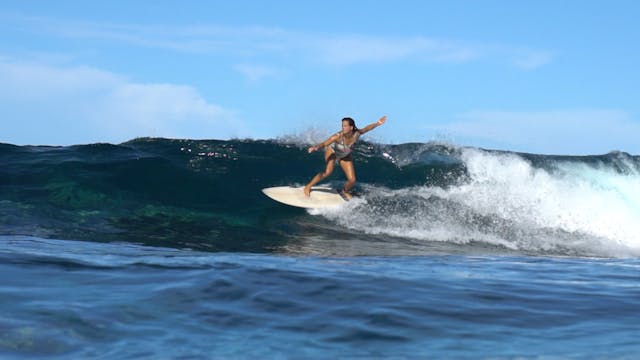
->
{"left": 318, "top": 169, "right": 332, "bottom": 178}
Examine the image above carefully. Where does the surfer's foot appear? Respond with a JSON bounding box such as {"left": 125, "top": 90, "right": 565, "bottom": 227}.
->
{"left": 341, "top": 189, "right": 353, "bottom": 200}
{"left": 303, "top": 185, "right": 311, "bottom": 197}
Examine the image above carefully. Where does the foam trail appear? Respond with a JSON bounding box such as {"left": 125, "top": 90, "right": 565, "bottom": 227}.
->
{"left": 318, "top": 148, "right": 640, "bottom": 257}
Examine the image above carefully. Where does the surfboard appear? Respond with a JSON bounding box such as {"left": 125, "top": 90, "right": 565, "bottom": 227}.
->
{"left": 262, "top": 186, "right": 347, "bottom": 209}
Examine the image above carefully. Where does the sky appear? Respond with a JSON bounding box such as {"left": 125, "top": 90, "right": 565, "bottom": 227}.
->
{"left": 1, "top": 1, "right": 639, "bottom": 154}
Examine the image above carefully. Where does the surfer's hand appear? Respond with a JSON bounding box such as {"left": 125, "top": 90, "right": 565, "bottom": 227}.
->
{"left": 377, "top": 116, "right": 387, "bottom": 126}
{"left": 308, "top": 146, "right": 317, "bottom": 153}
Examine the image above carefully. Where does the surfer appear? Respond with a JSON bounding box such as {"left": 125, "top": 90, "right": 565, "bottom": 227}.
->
{"left": 304, "top": 116, "right": 387, "bottom": 199}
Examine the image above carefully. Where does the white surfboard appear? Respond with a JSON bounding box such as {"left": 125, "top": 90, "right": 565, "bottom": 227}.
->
{"left": 262, "top": 186, "right": 346, "bottom": 209}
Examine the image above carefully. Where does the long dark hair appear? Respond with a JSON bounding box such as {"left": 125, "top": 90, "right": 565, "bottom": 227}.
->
{"left": 341, "top": 117, "right": 359, "bottom": 133}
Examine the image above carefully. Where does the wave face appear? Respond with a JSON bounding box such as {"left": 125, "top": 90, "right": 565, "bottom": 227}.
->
{"left": 1, "top": 138, "right": 638, "bottom": 257}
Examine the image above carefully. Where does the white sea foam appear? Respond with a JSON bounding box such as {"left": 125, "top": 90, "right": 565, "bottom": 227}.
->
{"left": 317, "top": 148, "right": 640, "bottom": 257}
{"left": 276, "top": 128, "right": 330, "bottom": 148}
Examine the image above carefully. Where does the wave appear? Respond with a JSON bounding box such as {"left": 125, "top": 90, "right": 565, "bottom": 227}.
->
{"left": 317, "top": 148, "right": 640, "bottom": 257}
{"left": 1, "top": 137, "right": 638, "bottom": 257}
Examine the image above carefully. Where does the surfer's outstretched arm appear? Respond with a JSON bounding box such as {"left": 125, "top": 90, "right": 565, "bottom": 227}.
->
{"left": 305, "top": 133, "right": 340, "bottom": 197}
{"left": 308, "top": 133, "right": 340, "bottom": 153}
{"left": 358, "top": 115, "right": 387, "bottom": 135}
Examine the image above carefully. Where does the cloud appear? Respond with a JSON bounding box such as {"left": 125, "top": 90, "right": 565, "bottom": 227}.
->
{"left": 510, "top": 49, "right": 554, "bottom": 70}
{"left": 233, "top": 63, "right": 281, "bottom": 83}
{"left": 0, "top": 57, "right": 244, "bottom": 145}
{"left": 431, "top": 109, "right": 640, "bottom": 155}
{"left": 311, "top": 35, "right": 480, "bottom": 66}
{"left": 2, "top": 12, "right": 552, "bottom": 69}
{"left": 95, "top": 83, "right": 239, "bottom": 141}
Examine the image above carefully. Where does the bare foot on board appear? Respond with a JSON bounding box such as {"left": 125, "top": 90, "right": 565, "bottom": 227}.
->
{"left": 303, "top": 185, "right": 311, "bottom": 197}
{"left": 340, "top": 189, "right": 353, "bottom": 200}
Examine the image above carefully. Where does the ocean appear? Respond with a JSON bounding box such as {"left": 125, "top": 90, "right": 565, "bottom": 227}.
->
{"left": 1, "top": 138, "right": 639, "bottom": 359}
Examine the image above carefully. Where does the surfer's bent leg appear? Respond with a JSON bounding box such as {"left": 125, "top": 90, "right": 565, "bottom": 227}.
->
{"left": 339, "top": 157, "right": 356, "bottom": 199}
{"left": 304, "top": 148, "right": 336, "bottom": 197}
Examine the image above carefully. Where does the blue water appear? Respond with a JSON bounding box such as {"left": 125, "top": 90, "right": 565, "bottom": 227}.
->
{"left": 2, "top": 138, "right": 640, "bottom": 358}
{"left": 1, "top": 237, "right": 639, "bottom": 359}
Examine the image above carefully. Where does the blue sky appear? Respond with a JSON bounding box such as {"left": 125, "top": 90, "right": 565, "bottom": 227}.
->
{"left": 1, "top": 1, "right": 639, "bottom": 154}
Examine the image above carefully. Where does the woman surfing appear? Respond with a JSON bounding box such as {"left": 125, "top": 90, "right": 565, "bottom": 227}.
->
{"left": 304, "top": 116, "right": 387, "bottom": 199}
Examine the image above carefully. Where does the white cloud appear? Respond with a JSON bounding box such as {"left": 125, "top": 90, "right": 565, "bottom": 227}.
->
{"left": 3, "top": 12, "right": 552, "bottom": 69}
{"left": 95, "top": 83, "right": 238, "bottom": 140}
{"left": 0, "top": 57, "right": 244, "bottom": 145}
{"left": 511, "top": 49, "right": 554, "bottom": 70}
{"left": 312, "top": 35, "right": 480, "bottom": 66}
{"left": 233, "top": 63, "right": 281, "bottom": 83}
{"left": 431, "top": 109, "right": 640, "bottom": 155}
{"left": 0, "top": 59, "right": 122, "bottom": 99}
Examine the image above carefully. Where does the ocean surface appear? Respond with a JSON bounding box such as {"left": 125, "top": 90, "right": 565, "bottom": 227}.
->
{"left": 1, "top": 137, "right": 639, "bottom": 359}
